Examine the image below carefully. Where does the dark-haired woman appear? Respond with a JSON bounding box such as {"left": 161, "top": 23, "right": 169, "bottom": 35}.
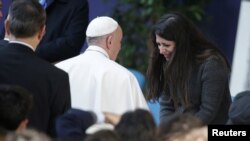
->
{"left": 147, "top": 12, "right": 231, "bottom": 124}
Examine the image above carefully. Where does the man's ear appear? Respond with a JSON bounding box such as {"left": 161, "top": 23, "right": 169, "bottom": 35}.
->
{"left": 38, "top": 25, "right": 46, "bottom": 40}
{"left": 4, "top": 19, "right": 11, "bottom": 36}
{"left": 106, "top": 35, "right": 113, "bottom": 50}
{"left": 16, "top": 119, "right": 29, "bottom": 131}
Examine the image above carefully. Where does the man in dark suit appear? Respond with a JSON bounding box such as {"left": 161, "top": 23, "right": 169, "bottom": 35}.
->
{"left": 0, "top": 0, "right": 71, "bottom": 137}
{"left": 35, "top": 0, "right": 89, "bottom": 63}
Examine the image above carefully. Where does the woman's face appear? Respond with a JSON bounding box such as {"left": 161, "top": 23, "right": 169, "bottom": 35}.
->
{"left": 155, "top": 34, "right": 176, "bottom": 61}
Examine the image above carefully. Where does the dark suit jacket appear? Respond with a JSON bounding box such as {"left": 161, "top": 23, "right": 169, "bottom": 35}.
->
{"left": 160, "top": 57, "right": 232, "bottom": 124}
{"left": 0, "top": 39, "right": 8, "bottom": 47}
{"left": 0, "top": 43, "right": 71, "bottom": 137}
{"left": 35, "top": 0, "right": 89, "bottom": 62}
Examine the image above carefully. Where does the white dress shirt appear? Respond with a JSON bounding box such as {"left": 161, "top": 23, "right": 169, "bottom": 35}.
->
{"left": 56, "top": 45, "right": 149, "bottom": 122}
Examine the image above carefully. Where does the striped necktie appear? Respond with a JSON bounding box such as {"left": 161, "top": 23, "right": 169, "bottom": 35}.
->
{"left": 39, "top": 0, "right": 47, "bottom": 9}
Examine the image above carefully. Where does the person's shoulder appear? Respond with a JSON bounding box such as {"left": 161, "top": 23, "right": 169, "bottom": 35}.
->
{"left": 56, "top": 53, "right": 89, "bottom": 72}
{"left": 201, "top": 55, "right": 226, "bottom": 68}
{"left": 35, "top": 57, "right": 69, "bottom": 77}
{"left": 0, "top": 43, "right": 10, "bottom": 53}
{"left": 102, "top": 61, "right": 137, "bottom": 81}
{"left": 55, "top": 55, "right": 81, "bottom": 68}
{"left": 0, "top": 40, "right": 8, "bottom": 47}
{"left": 200, "top": 55, "right": 229, "bottom": 78}
{"left": 106, "top": 60, "right": 131, "bottom": 74}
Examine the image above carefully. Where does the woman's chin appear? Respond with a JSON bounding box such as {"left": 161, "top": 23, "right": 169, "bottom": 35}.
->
{"left": 164, "top": 55, "right": 170, "bottom": 60}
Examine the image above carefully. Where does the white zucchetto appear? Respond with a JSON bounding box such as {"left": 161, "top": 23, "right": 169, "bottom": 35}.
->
{"left": 86, "top": 16, "right": 118, "bottom": 37}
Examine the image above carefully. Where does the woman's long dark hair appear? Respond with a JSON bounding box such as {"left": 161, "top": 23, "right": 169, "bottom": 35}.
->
{"left": 146, "top": 12, "right": 229, "bottom": 108}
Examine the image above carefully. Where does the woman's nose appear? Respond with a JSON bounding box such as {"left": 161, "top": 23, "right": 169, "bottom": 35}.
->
{"left": 159, "top": 47, "right": 165, "bottom": 54}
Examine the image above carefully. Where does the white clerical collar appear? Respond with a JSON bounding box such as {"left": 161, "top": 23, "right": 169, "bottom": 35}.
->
{"left": 86, "top": 45, "right": 110, "bottom": 59}
{"left": 9, "top": 41, "right": 35, "bottom": 51}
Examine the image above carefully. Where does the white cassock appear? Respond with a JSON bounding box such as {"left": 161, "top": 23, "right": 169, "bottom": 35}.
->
{"left": 56, "top": 45, "right": 149, "bottom": 122}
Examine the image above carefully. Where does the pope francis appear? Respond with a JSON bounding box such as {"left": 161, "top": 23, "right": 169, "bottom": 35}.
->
{"left": 56, "top": 16, "right": 149, "bottom": 124}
